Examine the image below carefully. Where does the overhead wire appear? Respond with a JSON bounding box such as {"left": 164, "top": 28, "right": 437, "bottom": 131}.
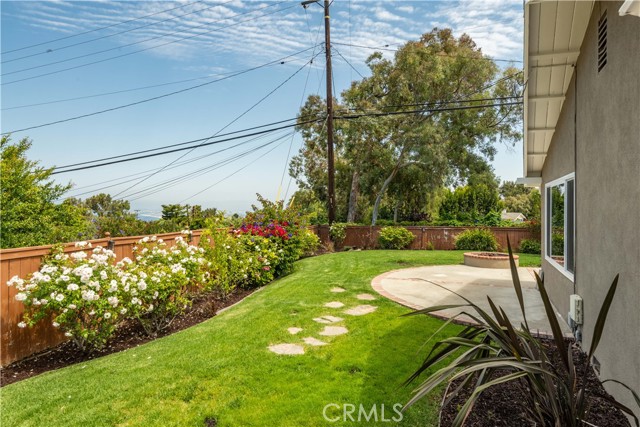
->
{"left": 111, "top": 52, "right": 321, "bottom": 198}
{"left": 2, "top": 45, "right": 319, "bottom": 135}
{"left": 2, "top": 1, "right": 229, "bottom": 64}
{"left": 178, "top": 133, "right": 292, "bottom": 203}
{"left": 1, "top": 0, "right": 202, "bottom": 55}
{"left": 50, "top": 117, "right": 323, "bottom": 175}
{"left": 66, "top": 128, "right": 290, "bottom": 197}
{"left": 120, "top": 131, "right": 295, "bottom": 201}
{"left": 1, "top": 2, "right": 297, "bottom": 85}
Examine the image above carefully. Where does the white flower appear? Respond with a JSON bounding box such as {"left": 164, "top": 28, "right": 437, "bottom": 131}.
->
{"left": 68, "top": 304, "right": 77, "bottom": 309}
{"left": 64, "top": 332, "right": 73, "bottom": 337}
{"left": 75, "top": 241, "right": 88, "bottom": 248}
{"left": 17, "top": 321, "right": 27, "bottom": 328}
{"left": 67, "top": 284, "right": 79, "bottom": 291}
{"left": 120, "top": 308, "right": 128, "bottom": 315}
{"left": 103, "top": 312, "right": 112, "bottom": 319}
{"left": 100, "top": 271, "right": 108, "bottom": 280}
{"left": 7, "top": 276, "right": 24, "bottom": 287}
{"left": 15, "top": 293, "right": 27, "bottom": 301}
{"left": 137, "top": 280, "right": 147, "bottom": 291}
{"left": 153, "top": 291, "right": 159, "bottom": 300}
{"left": 55, "top": 294, "right": 65, "bottom": 302}
{"left": 81, "top": 289, "right": 96, "bottom": 301}
{"left": 142, "top": 236, "right": 149, "bottom": 243}
{"left": 131, "top": 297, "right": 140, "bottom": 305}
{"left": 71, "top": 251, "right": 88, "bottom": 260}
{"left": 89, "top": 310, "right": 95, "bottom": 316}
{"left": 60, "top": 275, "right": 70, "bottom": 282}
{"left": 107, "top": 296, "right": 118, "bottom": 307}
{"left": 52, "top": 322, "right": 60, "bottom": 328}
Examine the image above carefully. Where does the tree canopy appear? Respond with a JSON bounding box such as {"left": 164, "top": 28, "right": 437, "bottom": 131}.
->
{"left": 0, "top": 136, "right": 92, "bottom": 248}
{"left": 292, "top": 28, "right": 522, "bottom": 224}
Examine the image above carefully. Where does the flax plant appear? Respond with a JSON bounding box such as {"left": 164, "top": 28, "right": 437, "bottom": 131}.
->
{"left": 403, "top": 239, "right": 639, "bottom": 427}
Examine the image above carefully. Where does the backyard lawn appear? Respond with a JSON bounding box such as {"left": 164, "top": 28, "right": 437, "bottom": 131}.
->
{"left": 0, "top": 250, "right": 541, "bottom": 426}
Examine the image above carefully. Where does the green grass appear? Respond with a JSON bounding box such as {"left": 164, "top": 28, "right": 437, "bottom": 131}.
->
{"left": 0, "top": 250, "right": 540, "bottom": 426}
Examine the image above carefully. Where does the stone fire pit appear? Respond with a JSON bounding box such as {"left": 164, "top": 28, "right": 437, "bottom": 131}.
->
{"left": 463, "top": 252, "right": 518, "bottom": 269}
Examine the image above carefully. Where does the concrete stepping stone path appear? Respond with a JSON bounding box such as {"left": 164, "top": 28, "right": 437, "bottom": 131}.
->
{"left": 268, "top": 343, "right": 305, "bottom": 355}
{"left": 287, "top": 327, "right": 303, "bottom": 335}
{"left": 313, "top": 315, "right": 344, "bottom": 324}
{"left": 344, "top": 305, "right": 378, "bottom": 316}
{"left": 330, "top": 287, "right": 346, "bottom": 293}
{"left": 356, "top": 293, "right": 376, "bottom": 301}
{"left": 303, "top": 337, "right": 328, "bottom": 346}
{"left": 319, "top": 326, "right": 349, "bottom": 336}
{"left": 324, "top": 301, "right": 345, "bottom": 308}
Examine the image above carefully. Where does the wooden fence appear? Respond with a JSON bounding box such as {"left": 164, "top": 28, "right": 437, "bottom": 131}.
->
{"left": 0, "top": 226, "right": 536, "bottom": 367}
{"left": 0, "top": 231, "right": 203, "bottom": 367}
{"left": 314, "top": 225, "right": 536, "bottom": 251}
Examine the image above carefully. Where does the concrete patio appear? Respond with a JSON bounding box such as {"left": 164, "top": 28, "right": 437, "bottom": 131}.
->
{"left": 371, "top": 265, "right": 572, "bottom": 337}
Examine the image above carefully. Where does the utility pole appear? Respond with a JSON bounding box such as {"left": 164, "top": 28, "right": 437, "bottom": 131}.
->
{"left": 302, "top": 0, "right": 336, "bottom": 223}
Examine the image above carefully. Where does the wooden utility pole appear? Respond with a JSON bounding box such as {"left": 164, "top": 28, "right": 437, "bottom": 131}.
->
{"left": 302, "top": 0, "right": 336, "bottom": 223}
{"left": 323, "top": 0, "right": 336, "bottom": 224}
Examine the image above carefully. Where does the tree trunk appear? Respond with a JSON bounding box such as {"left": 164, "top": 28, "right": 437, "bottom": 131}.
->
{"left": 393, "top": 200, "right": 400, "bottom": 223}
{"left": 371, "top": 166, "right": 400, "bottom": 226}
{"left": 347, "top": 170, "right": 359, "bottom": 223}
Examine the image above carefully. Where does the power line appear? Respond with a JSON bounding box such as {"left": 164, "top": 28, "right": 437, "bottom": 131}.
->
{"left": 333, "top": 47, "right": 365, "bottom": 79}
{"left": 334, "top": 100, "right": 522, "bottom": 120}
{"left": 119, "top": 131, "right": 294, "bottom": 201}
{"left": 2, "top": 1, "right": 228, "bottom": 64}
{"left": 111, "top": 53, "right": 318, "bottom": 198}
{"left": 1, "top": 0, "right": 202, "bottom": 55}
{"left": 55, "top": 117, "right": 303, "bottom": 170}
{"left": 50, "top": 117, "right": 323, "bottom": 175}
{"left": 2, "top": 2, "right": 297, "bottom": 85}
{"left": 65, "top": 129, "right": 292, "bottom": 197}
{"left": 2, "top": 52, "right": 313, "bottom": 111}
{"left": 332, "top": 41, "right": 523, "bottom": 63}
{"left": 178, "top": 133, "right": 291, "bottom": 203}
{"left": 2, "top": 46, "right": 319, "bottom": 135}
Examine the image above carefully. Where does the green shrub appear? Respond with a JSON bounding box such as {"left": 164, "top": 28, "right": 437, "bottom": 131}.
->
{"left": 552, "top": 232, "right": 564, "bottom": 256}
{"left": 329, "top": 222, "right": 348, "bottom": 245}
{"left": 519, "top": 238, "right": 541, "bottom": 254}
{"left": 454, "top": 228, "right": 499, "bottom": 251}
{"left": 378, "top": 226, "right": 415, "bottom": 250}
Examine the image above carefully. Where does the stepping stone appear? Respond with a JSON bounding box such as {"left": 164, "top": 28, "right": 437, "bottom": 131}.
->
{"left": 303, "top": 337, "right": 328, "bottom": 346}
{"left": 344, "top": 305, "right": 378, "bottom": 316}
{"left": 319, "top": 326, "right": 348, "bottom": 336}
{"left": 325, "top": 301, "right": 345, "bottom": 308}
{"left": 268, "top": 343, "right": 304, "bottom": 355}
{"left": 287, "top": 327, "right": 303, "bottom": 335}
{"left": 313, "top": 315, "right": 343, "bottom": 324}
{"left": 356, "top": 293, "right": 376, "bottom": 301}
{"left": 330, "top": 287, "right": 346, "bottom": 293}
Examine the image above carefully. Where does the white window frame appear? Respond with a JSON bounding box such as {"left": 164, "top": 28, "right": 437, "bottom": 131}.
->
{"left": 544, "top": 172, "right": 575, "bottom": 281}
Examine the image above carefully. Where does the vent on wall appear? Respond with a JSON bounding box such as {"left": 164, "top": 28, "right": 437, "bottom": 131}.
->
{"left": 597, "top": 11, "right": 607, "bottom": 72}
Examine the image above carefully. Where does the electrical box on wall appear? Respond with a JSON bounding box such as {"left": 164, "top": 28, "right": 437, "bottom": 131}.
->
{"left": 569, "top": 294, "right": 583, "bottom": 325}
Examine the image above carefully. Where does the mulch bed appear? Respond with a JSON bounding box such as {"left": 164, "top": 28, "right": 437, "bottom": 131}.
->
{"left": 439, "top": 339, "right": 631, "bottom": 427}
{"left": 0, "top": 287, "right": 257, "bottom": 387}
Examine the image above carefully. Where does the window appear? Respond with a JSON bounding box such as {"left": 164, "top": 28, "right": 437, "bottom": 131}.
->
{"left": 545, "top": 173, "right": 575, "bottom": 280}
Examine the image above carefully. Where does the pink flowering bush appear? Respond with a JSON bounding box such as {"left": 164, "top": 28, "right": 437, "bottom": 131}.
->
{"left": 7, "top": 242, "right": 125, "bottom": 352}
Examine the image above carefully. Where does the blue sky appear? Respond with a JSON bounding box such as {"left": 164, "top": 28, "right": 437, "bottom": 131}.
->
{"left": 1, "top": 0, "right": 524, "bottom": 217}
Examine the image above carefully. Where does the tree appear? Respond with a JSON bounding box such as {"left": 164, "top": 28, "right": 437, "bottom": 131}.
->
{"left": 500, "top": 180, "right": 541, "bottom": 220}
{"left": 438, "top": 184, "right": 501, "bottom": 223}
{"left": 0, "top": 136, "right": 92, "bottom": 248}
{"left": 293, "top": 29, "right": 523, "bottom": 225}
{"left": 83, "top": 193, "right": 144, "bottom": 237}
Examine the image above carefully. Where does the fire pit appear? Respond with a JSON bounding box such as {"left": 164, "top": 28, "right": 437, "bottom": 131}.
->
{"left": 463, "top": 252, "right": 518, "bottom": 269}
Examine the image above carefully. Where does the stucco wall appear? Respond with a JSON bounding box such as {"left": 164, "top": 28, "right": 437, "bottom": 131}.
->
{"left": 541, "top": 74, "right": 576, "bottom": 318}
{"left": 542, "top": 1, "right": 640, "bottom": 416}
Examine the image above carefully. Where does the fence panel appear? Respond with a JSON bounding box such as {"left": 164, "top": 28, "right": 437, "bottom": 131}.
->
{"left": 0, "top": 231, "right": 203, "bottom": 366}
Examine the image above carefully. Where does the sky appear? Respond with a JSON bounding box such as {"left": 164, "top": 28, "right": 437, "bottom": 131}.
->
{"left": 1, "top": 0, "right": 524, "bottom": 217}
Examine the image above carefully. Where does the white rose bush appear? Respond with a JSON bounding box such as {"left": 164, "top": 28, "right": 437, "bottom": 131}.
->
{"left": 8, "top": 242, "right": 125, "bottom": 352}
{"left": 8, "top": 198, "right": 319, "bottom": 353}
